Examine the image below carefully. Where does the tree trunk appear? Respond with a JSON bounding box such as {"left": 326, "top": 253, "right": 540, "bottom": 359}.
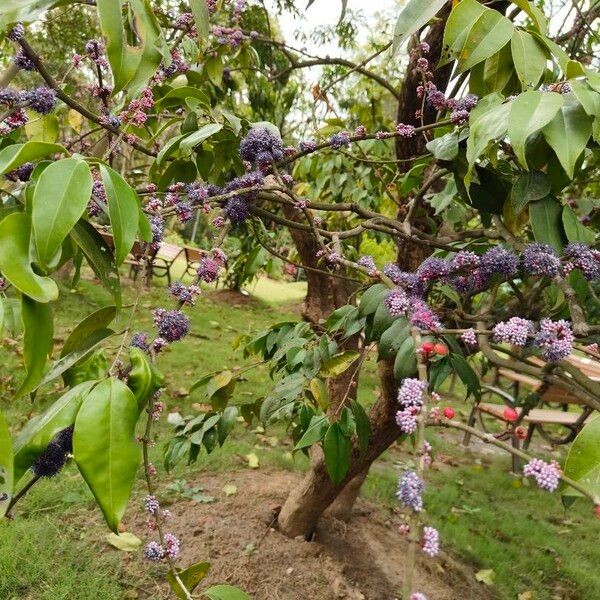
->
{"left": 277, "top": 360, "right": 399, "bottom": 538}
{"left": 277, "top": 8, "right": 453, "bottom": 537}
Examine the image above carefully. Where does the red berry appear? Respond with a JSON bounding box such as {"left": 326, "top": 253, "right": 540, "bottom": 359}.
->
{"left": 594, "top": 505, "right": 600, "bottom": 518}
{"left": 433, "top": 343, "right": 448, "bottom": 356}
{"left": 443, "top": 407, "right": 455, "bottom": 419}
{"left": 515, "top": 426, "right": 528, "bottom": 440}
{"left": 422, "top": 342, "right": 435, "bottom": 353}
{"left": 503, "top": 407, "right": 518, "bottom": 422}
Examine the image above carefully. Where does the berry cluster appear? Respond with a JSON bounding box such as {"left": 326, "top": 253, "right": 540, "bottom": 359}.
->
{"left": 493, "top": 317, "right": 535, "bottom": 347}
{"left": 523, "top": 458, "right": 561, "bottom": 492}
{"left": 397, "top": 470, "right": 424, "bottom": 512}
{"left": 31, "top": 426, "right": 74, "bottom": 478}
{"left": 239, "top": 127, "right": 285, "bottom": 168}
{"left": 421, "top": 526, "right": 439, "bottom": 557}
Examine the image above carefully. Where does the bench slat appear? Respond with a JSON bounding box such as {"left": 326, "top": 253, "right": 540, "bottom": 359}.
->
{"left": 477, "top": 402, "right": 590, "bottom": 425}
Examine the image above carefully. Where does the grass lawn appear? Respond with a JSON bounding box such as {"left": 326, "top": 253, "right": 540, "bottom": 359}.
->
{"left": 1, "top": 272, "right": 598, "bottom": 599}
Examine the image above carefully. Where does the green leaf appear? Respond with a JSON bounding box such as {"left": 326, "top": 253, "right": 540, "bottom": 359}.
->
{"left": 457, "top": 9, "right": 514, "bottom": 73}
{"left": 378, "top": 317, "right": 410, "bottom": 360}
{"left": 32, "top": 158, "right": 93, "bottom": 268}
{"left": 391, "top": 0, "right": 446, "bottom": 54}
{"left": 323, "top": 422, "right": 351, "bottom": 485}
{"left": 449, "top": 354, "right": 481, "bottom": 399}
{"left": 13, "top": 381, "right": 95, "bottom": 483}
{"left": 97, "top": 0, "right": 168, "bottom": 96}
{"left": 425, "top": 130, "right": 460, "bottom": 161}
{"left": 561, "top": 415, "right": 600, "bottom": 500}
{"left": 203, "top": 585, "right": 252, "bottom": 600}
{"left": 393, "top": 337, "right": 417, "bottom": 381}
{"left": 529, "top": 196, "right": 565, "bottom": 253}
{"left": 466, "top": 101, "right": 510, "bottom": 175}
{"left": 508, "top": 91, "right": 563, "bottom": 169}
{"left": 509, "top": 0, "right": 547, "bottom": 34}
{"left": 70, "top": 220, "right": 121, "bottom": 307}
{"left": 309, "top": 377, "right": 329, "bottom": 410}
{"left": 35, "top": 328, "right": 113, "bottom": 392}
{"left": 319, "top": 351, "right": 360, "bottom": 378}
{"left": 439, "top": 0, "right": 486, "bottom": 67}
{"left": 294, "top": 415, "right": 328, "bottom": 450}
{"left": 61, "top": 306, "right": 118, "bottom": 358}
{"left": 0, "top": 142, "right": 65, "bottom": 175}
{"left": 156, "top": 133, "right": 190, "bottom": 166}
{"left": 100, "top": 165, "right": 139, "bottom": 265}
{"left": 511, "top": 31, "right": 546, "bottom": 90}
{"left": 0, "top": 409, "right": 13, "bottom": 520}
{"left": 511, "top": 170, "right": 551, "bottom": 215}
{"left": 180, "top": 123, "right": 224, "bottom": 153}
{"left": 0, "top": 297, "right": 21, "bottom": 336}
{"left": 14, "top": 297, "right": 53, "bottom": 399}
{"left": 351, "top": 400, "right": 371, "bottom": 457}
{"left": 168, "top": 561, "right": 211, "bottom": 599}
{"left": 25, "top": 113, "right": 59, "bottom": 143}
{"left": 562, "top": 205, "right": 595, "bottom": 244}
{"left": 0, "top": 212, "right": 58, "bottom": 303}
{"left": 127, "top": 347, "right": 165, "bottom": 412}
{"left": 74, "top": 378, "right": 141, "bottom": 532}
{"left": 542, "top": 99, "right": 593, "bottom": 178}
{"left": 189, "top": 0, "right": 210, "bottom": 39}
{"left": 205, "top": 55, "right": 224, "bottom": 86}
{"left": 358, "top": 283, "right": 388, "bottom": 317}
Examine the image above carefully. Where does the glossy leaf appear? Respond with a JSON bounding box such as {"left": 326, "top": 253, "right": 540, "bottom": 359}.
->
{"left": 358, "top": 283, "right": 388, "bottom": 317}
{"left": 393, "top": 337, "right": 417, "bottom": 381}
{"left": 542, "top": 99, "right": 593, "bottom": 178}
{"left": 100, "top": 165, "right": 139, "bottom": 265}
{"left": 0, "top": 213, "right": 58, "bottom": 303}
{"left": 323, "top": 422, "right": 351, "bottom": 485}
{"left": 466, "top": 101, "right": 510, "bottom": 175}
{"left": 167, "top": 561, "right": 211, "bottom": 599}
{"left": 529, "top": 196, "right": 565, "bottom": 253}
{"left": 391, "top": 0, "right": 446, "bottom": 54}
{"left": 439, "top": 0, "right": 486, "bottom": 67}
{"left": 97, "top": 0, "right": 168, "bottom": 96}
{"left": 128, "top": 347, "right": 165, "bottom": 412}
{"left": 32, "top": 158, "right": 93, "bottom": 268}
{"left": 13, "top": 381, "right": 95, "bottom": 483}
{"left": 0, "top": 0, "right": 67, "bottom": 28}
{"left": 508, "top": 91, "right": 563, "bottom": 169}
{"left": 457, "top": 9, "right": 514, "bottom": 73}
{"left": 25, "top": 113, "right": 59, "bottom": 143}
{"left": 294, "top": 415, "right": 328, "bottom": 450}
{"left": 561, "top": 415, "right": 600, "bottom": 500}
{"left": 511, "top": 31, "right": 546, "bottom": 89}
{"left": 70, "top": 220, "right": 121, "bottom": 307}
{"left": 511, "top": 171, "right": 551, "bottom": 215}
{"left": 449, "top": 354, "right": 481, "bottom": 399}
{"left": 562, "top": 205, "right": 595, "bottom": 244}
{"left": 0, "top": 409, "right": 13, "bottom": 520}
{"left": 61, "top": 306, "right": 118, "bottom": 357}
{"left": 14, "top": 297, "right": 53, "bottom": 399}
{"left": 509, "top": 0, "right": 547, "bottom": 34}
{"left": 0, "top": 141, "right": 65, "bottom": 175}
{"left": 74, "top": 378, "right": 141, "bottom": 532}
{"left": 180, "top": 123, "right": 224, "bottom": 153}
{"left": 378, "top": 317, "right": 410, "bottom": 360}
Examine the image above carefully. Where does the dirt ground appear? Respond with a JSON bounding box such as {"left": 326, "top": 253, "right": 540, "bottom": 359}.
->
{"left": 133, "top": 469, "right": 496, "bottom": 600}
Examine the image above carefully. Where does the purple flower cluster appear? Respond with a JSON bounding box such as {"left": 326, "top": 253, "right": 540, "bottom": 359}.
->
{"left": 534, "top": 319, "right": 574, "bottom": 362}
{"left": 197, "top": 256, "right": 221, "bottom": 283}
{"left": 299, "top": 139, "right": 317, "bottom": 152}
{"left": 14, "top": 48, "right": 35, "bottom": 70}
{"left": 8, "top": 23, "right": 25, "bottom": 42}
{"left": 564, "top": 243, "right": 600, "bottom": 280}
{"left": 523, "top": 458, "right": 561, "bottom": 492}
{"left": 328, "top": 132, "right": 350, "bottom": 149}
{"left": 417, "top": 257, "right": 452, "bottom": 283}
{"left": 144, "top": 541, "right": 165, "bottom": 562}
{"left": 396, "top": 378, "right": 427, "bottom": 434}
{"left": 239, "top": 127, "right": 284, "bottom": 168}
{"left": 522, "top": 243, "right": 561, "bottom": 277}
{"left": 144, "top": 495, "right": 160, "bottom": 514}
{"left": 409, "top": 298, "right": 442, "bottom": 330}
{"left": 212, "top": 25, "right": 245, "bottom": 47}
{"left": 421, "top": 526, "right": 439, "bottom": 557}
{"left": 357, "top": 254, "right": 377, "bottom": 274}
{"left": 395, "top": 123, "right": 416, "bottom": 137}
{"left": 5, "top": 162, "right": 34, "bottom": 182}
{"left": 153, "top": 309, "right": 190, "bottom": 343}
{"left": 131, "top": 332, "right": 149, "bottom": 352}
{"left": 385, "top": 288, "right": 410, "bottom": 316}
{"left": 397, "top": 470, "right": 424, "bottom": 512}
{"left": 493, "top": 317, "right": 534, "bottom": 347}
{"left": 461, "top": 328, "right": 478, "bottom": 347}
{"left": 149, "top": 215, "right": 164, "bottom": 250}
{"left": 383, "top": 264, "right": 424, "bottom": 295}
{"left": 26, "top": 86, "right": 56, "bottom": 114}
{"left": 169, "top": 281, "right": 201, "bottom": 305}
{"left": 223, "top": 170, "right": 264, "bottom": 223}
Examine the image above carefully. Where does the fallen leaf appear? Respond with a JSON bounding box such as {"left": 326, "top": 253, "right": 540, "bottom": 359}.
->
{"left": 518, "top": 592, "right": 534, "bottom": 600}
{"left": 223, "top": 484, "right": 238, "bottom": 496}
{"left": 106, "top": 532, "right": 142, "bottom": 552}
{"left": 475, "top": 568, "right": 496, "bottom": 586}
{"left": 246, "top": 452, "right": 260, "bottom": 468}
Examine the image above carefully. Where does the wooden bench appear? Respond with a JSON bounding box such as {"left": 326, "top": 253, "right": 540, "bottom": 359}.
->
{"left": 463, "top": 355, "right": 598, "bottom": 469}
{"left": 183, "top": 246, "right": 207, "bottom": 277}
{"left": 150, "top": 243, "right": 183, "bottom": 285}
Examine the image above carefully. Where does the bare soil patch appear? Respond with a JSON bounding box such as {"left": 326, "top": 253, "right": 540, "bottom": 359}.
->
{"left": 134, "top": 470, "right": 496, "bottom": 600}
